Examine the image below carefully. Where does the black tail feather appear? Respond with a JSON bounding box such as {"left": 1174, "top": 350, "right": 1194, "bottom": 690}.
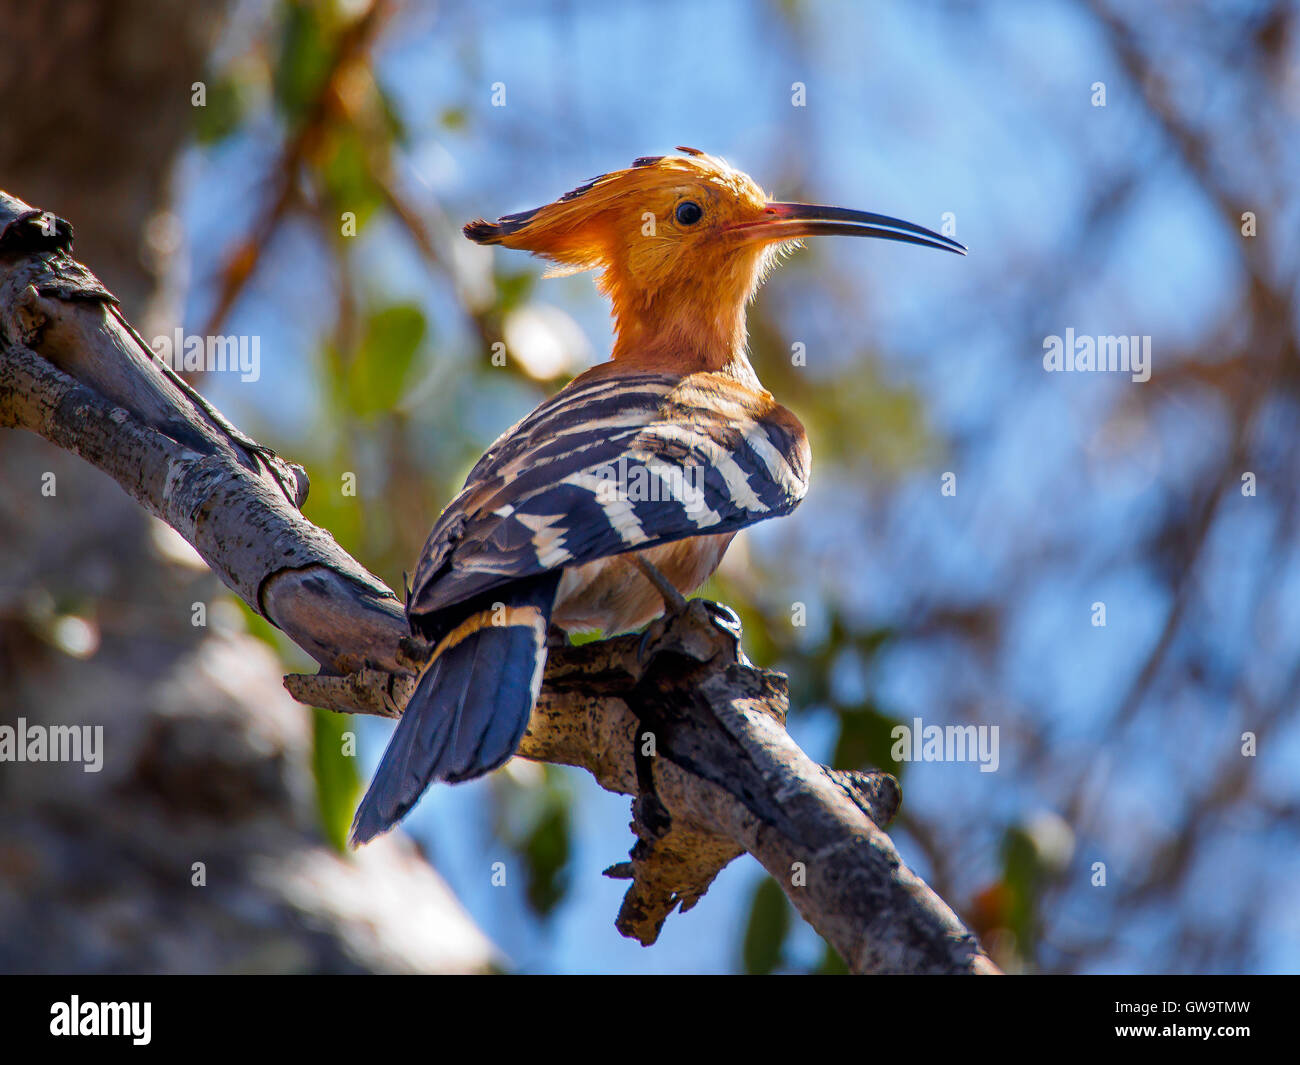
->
{"left": 350, "top": 574, "right": 559, "bottom": 846}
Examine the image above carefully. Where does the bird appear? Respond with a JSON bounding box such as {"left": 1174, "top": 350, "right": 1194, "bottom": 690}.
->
{"left": 350, "top": 146, "right": 964, "bottom": 846}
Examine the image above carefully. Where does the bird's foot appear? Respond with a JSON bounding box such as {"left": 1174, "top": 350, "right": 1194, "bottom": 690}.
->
{"left": 637, "top": 595, "right": 746, "bottom": 668}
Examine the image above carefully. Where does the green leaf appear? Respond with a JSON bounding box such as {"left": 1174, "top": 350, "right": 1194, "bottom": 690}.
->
{"left": 344, "top": 304, "right": 427, "bottom": 417}
{"left": 438, "top": 107, "right": 468, "bottom": 131}
{"left": 193, "top": 77, "right": 246, "bottom": 145}
{"left": 374, "top": 83, "right": 409, "bottom": 144}
{"left": 273, "top": 0, "right": 333, "bottom": 123}
{"left": 832, "top": 702, "right": 906, "bottom": 778}
{"left": 322, "top": 126, "right": 385, "bottom": 231}
{"left": 234, "top": 597, "right": 287, "bottom": 651}
{"left": 741, "top": 876, "right": 791, "bottom": 974}
{"left": 816, "top": 940, "right": 850, "bottom": 974}
{"left": 521, "top": 801, "right": 570, "bottom": 917}
{"left": 493, "top": 270, "right": 536, "bottom": 314}
{"left": 312, "top": 706, "right": 361, "bottom": 853}
{"left": 301, "top": 458, "right": 365, "bottom": 557}
{"left": 999, "top": 825, "right": 1043, "bottom": 953}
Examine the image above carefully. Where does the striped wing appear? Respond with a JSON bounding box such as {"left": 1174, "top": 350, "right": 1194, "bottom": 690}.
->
{"left": 409, "top": 370, "right": 809, "bottom": 621}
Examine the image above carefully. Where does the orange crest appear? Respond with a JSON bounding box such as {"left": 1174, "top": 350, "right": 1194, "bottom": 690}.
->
{"left": 464, "top": 148, "right": 963, "bottom": 369}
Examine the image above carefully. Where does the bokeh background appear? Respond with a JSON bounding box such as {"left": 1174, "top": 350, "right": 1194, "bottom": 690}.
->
{"left": 2, "top": 0, "right": 1298, "bottom": 974}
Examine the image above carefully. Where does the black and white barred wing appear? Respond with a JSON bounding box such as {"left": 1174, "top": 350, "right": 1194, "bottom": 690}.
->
{"left": 409, "top": 371, "right": 809, "bottom": 619}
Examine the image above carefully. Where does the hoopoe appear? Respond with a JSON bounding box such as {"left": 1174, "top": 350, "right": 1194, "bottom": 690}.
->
{"left": 351, "top": 147, "right": 964, "bottom": 845}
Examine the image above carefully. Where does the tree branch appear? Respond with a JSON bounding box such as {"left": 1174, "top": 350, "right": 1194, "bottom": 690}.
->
{"left": 0, "top": 192, "right": 998, "bottom": 974}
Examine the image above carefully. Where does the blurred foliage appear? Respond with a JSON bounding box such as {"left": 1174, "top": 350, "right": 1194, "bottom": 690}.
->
{"left": 492, "top": 765, "right": 572, "bottom": 919}
{"left": 192, "top": 77, "right": 247, "bottom": 145}
{"left": 833, "top": 702, "right": 906, "bottom": 780}
{"left": 748, "top": 308, "right": 936, "bottom": 473}
{"left": 816, "top": 941, "right": 850, "bottom": 975}
{"left": 231, "top": 599, "right": 360, "bottom": 851}
{"left": 518, "top": 801, "right": 571, "bottom": 917}
{"left": 741, "top": 876, "right": 792, "bottom": 974}
{"left": 322, "top": 126, "right": 385, "bottom": 229}
{"left": 312, "top": 707, "right": 362, "bottom": 852}
{"left": 273, "top": 0, "right": 335, "bottom": 122}
{"left": 330, "top": 303, "right": 426, "bottom": 418}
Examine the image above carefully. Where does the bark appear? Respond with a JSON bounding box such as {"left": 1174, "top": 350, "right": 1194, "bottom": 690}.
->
{"left": 0, "top": 194, "right": 998, "bottom": 974}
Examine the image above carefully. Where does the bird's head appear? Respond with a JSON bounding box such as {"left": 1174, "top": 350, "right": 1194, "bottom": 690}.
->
{"left": 464, "top": 148, "right": 964, "bottom": 370}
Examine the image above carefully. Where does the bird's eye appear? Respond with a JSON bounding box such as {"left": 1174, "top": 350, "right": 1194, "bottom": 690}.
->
{"left": 675, "top": 201, "right": 703, "bottom": 226}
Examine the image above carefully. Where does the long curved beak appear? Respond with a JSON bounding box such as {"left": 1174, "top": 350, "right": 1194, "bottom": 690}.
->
{"left": 734, "top": 202, "right": 966, "bottom": 255}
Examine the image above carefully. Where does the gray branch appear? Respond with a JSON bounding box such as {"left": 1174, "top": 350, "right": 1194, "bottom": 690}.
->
{"left": 0, "top": 192, "right": 998, "bottom": 974}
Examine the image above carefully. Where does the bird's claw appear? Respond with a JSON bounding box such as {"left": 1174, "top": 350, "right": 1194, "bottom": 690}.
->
{"left": 636, "top": 618, "right": 664, "bottom": 664}
{"left": 699, "top": 600, "right": 742, "bottom": 641}
{"left": 636, "top": 596, "right": 747, "bottom": 669}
